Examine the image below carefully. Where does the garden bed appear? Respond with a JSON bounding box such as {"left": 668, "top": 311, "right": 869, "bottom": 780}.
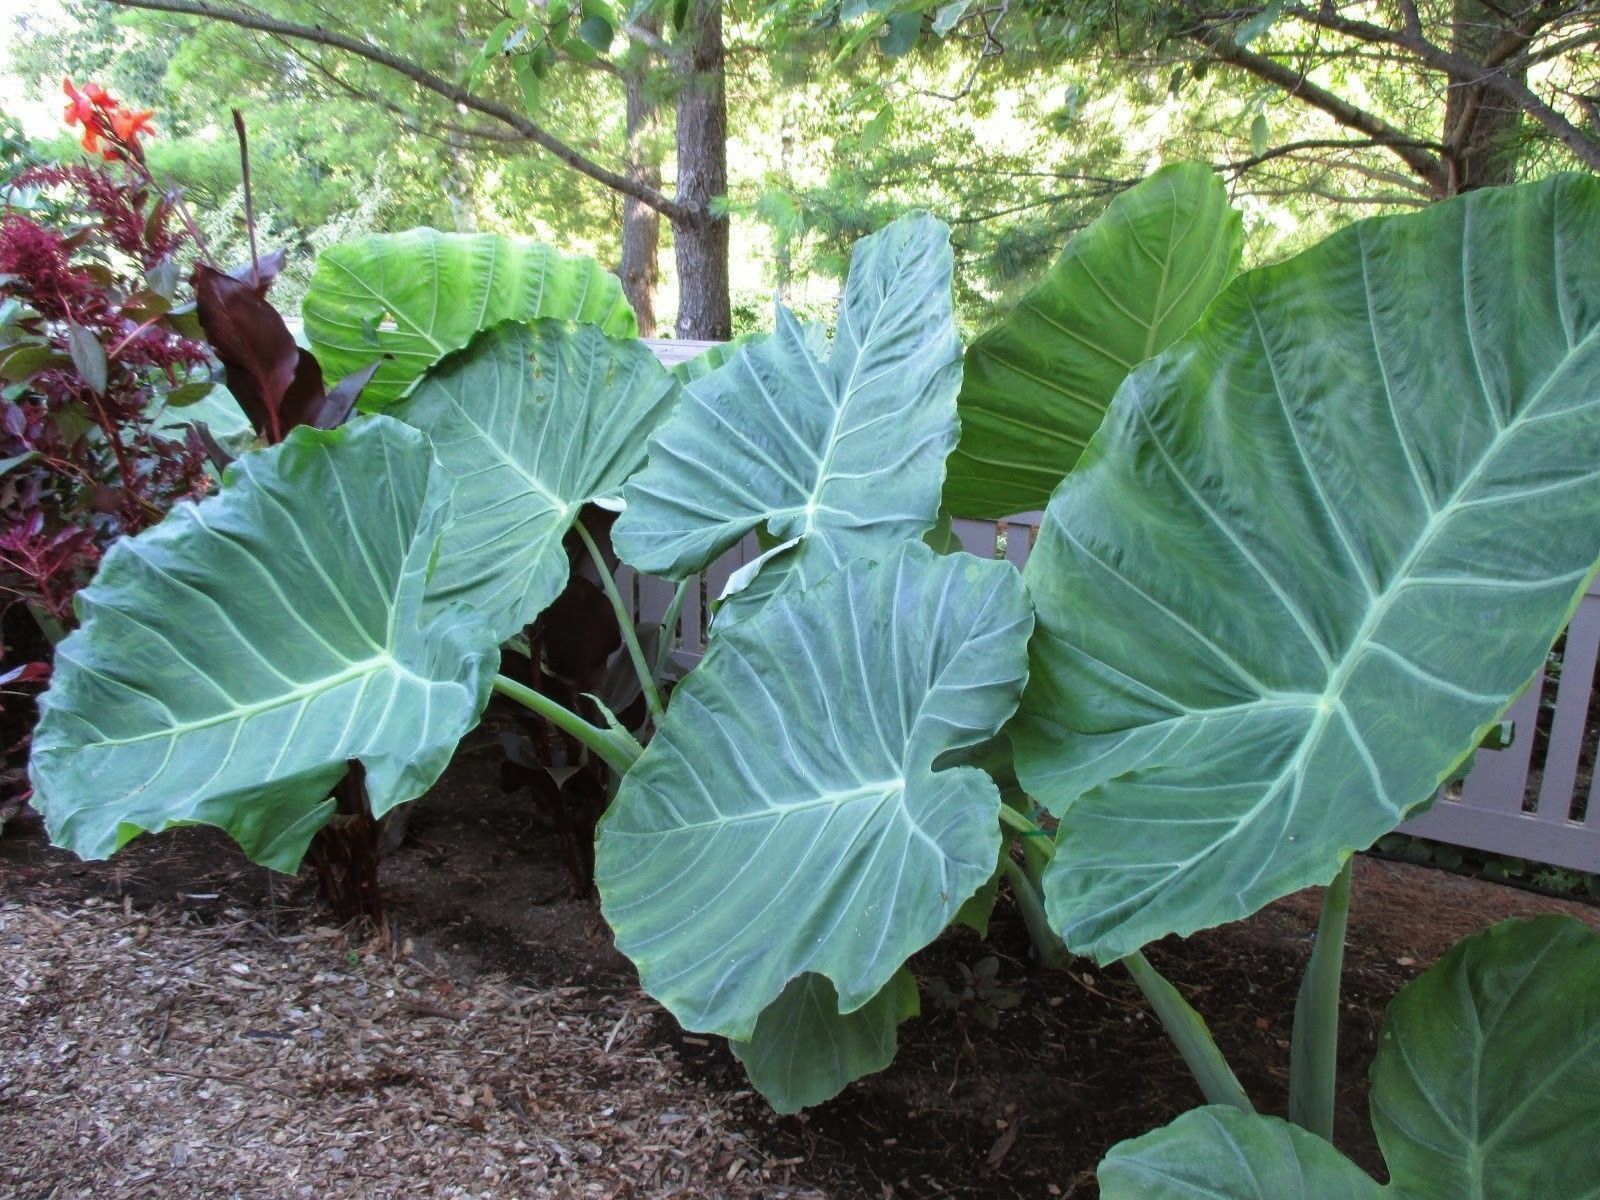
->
{"left": 5, "top": 719, "right": 1597, "bottom": 1199}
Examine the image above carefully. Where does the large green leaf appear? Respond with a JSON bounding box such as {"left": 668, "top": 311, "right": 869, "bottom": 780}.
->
{"left": 302, "top": 229, "right": 637, "bottom": 408}
{"left": 943, "top": 163, "right": 1240, "bottom": 519}
{"left": 28, "top": 417, "right": 499, "bottom": 872}
{"left": 1099, "top": 1107, "right": 1379, "bottom": 1199}
{"left": 391, "top": 320, "right": 679, "bottom": 641}
{"left": 731, "top": 969, "right": 918, "bottom": 1113}
{"left": 1014, "top": 174, "right": 1600, "bottom": 963}
{"left": 595, "top": 543, "right": 1031, "bottom": 1040}
{"left": 670, "top": 322, "right": 829, "bottom": 384}
{"left": 1099, "top": 917, "right": 1600, "bottom": 1199}
{"left": 1371, "top": 915, "right": 1600, "bottom": 1199}
{"left": 612, "top": 213, "right": 961, "bottom": 627}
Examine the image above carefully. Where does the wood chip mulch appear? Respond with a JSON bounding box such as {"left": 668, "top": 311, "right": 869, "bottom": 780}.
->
{"left": 0, "top": 899, "right": 826, "bottom": 1199}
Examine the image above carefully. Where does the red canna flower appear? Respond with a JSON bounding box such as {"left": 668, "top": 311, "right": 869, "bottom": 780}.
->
{"left": 109, "top": 108, "right": 155, "bottom": 144}
{"left": 62, "top": 78, "right": 107, "bottom": 129}
{"left": 63, "top": 78, "right": 112, "bottom": 155}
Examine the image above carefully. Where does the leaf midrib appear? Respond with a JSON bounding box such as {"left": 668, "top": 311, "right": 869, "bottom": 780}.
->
{"left": 72, "top": 653, "right": 417, "bottom": 750}
{"left": 1072, "top": 273, "right": 1600, "bottom": 949}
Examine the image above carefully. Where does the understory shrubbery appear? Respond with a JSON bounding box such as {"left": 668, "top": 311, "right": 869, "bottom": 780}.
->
{"left": 12, "top": 102, "right": 1600, "bottom": 1194}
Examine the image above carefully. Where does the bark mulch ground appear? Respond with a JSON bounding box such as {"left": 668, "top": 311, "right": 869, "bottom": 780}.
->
{"left": 4, "top": 723, "right": 1598, "bottom": 1198}
{"left": 1, "top": 894, "right": 821, "bottom": 1199}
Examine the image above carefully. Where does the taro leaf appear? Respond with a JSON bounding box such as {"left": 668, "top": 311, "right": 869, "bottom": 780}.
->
{"left": 670, "top": 323, "right": 827, "bottom": 385}
{"left": 1370, "top": 915, "right": 1600, "bottom": 1199}
{"left": 303, "top": 229, "right": 637, "bottom": 408}
{"left": 953, "top": 865, "right": 1000, "bottom": 936}
{"left": 943, "top": 163, "right": 1240, "bottom": 519}
{"left": 670, "top": 333, "right": 754, "bottom": 383}
{"left": 731, "top": 969, "right": 919, "bottom": 1113}
{"left": 1098, "top": 1107, "right": 1380, "bottom": 1199}
{"left": 28, "top": 417, "right": 500, "bottom": 872}
{"left": 595, "top": 543, "right": 1031, "bottom": 1040}
{"left": 154, "top": 383, "right": 256, "bottom": 461}
{"left": 613, "top": 213, "right": 961, "bottom": 628}
{"left": 1014, "top": 174, "right": 1600, "bottom": 964}
{"left": 1098, "top": 917, "right": 1600, "bottom": 1199}
{"left": 390, "top": 321, "right": 678, "bottom": 641}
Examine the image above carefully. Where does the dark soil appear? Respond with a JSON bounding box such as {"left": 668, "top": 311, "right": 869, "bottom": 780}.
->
{"left": 5, "top": 716, "right": 1597, "bottom": 1198}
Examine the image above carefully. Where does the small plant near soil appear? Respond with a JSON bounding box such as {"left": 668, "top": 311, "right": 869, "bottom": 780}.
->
{"left": 924, "top": 956, "right": 1022, "bottom": 1031}
{"left": 21, "top": 160, "right": 1600, "bottom": 1190}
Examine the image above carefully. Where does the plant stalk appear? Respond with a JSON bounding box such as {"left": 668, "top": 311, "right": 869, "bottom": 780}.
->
{"left": 999, "top": 855, "right": 1070, "bottom": 969}
{"left": 493, "top": 673, "right": 643, "bottom": 775}
{"left": 1123, "top": 951, "right": 1255, "bottom": 1113}
{"left": 652, "top": 578, "right": 691, "bottom": 684}
{"left": 1288, "top": 855, "right": 1354, "bottom": 1141}
{"left": 995, "top": 792, "right": 1249, "bottom": 1106}
{"left": 574, "top": 521, "right": 665, "bottom": 723}
{"left": 998, "top": 793, "right": 1054, "bottom": 879}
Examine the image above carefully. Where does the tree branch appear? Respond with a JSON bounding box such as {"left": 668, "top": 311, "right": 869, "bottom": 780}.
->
{"left": 1287, "top": 4, "right": 1600, "bottom": 173}
{"left": 103, "top": 0, "right": 697, "bottom": 222}
{"left": 1189, "top": 24, "right": 1449, "bottom": 192}
{"left": 1220, "top": 136, "right": 1443, "bottom": 191}
{"left": 271, "top": 36, "right": 528, "bottom": 148}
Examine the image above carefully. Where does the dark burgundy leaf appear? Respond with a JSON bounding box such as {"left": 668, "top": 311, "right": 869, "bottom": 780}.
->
{"left": 290, "top": 356, "right": 381, "bottom": 431}
{"left": 0, "top": 661, "right": 50, "bottom": 688}
{"left": 193, "top": 261, "right": 314, "bottom": 444}
{"left": 226, "top": 247, "right": 289, "bottom": 296}
{"left": 189, "top": 421, "right": 236, "bottom": 473}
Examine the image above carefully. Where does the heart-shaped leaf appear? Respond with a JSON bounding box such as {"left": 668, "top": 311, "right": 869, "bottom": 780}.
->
{"left": 1371, "top": 915, "right": 1600, "bottom": 1199}
{"left": 29, "top": 416, "right": 500, "bottom": 872}
{"left": 391, "top": 320, "right": 679, "bottom": 641}
{"left": 303, "top": 229, "right": 637, "bottom": 408}
{"left": 943, "top": 163, "right": 1240, "bottom": 518}
{"left": 1099, "top": 1107, "right": 1380, "bottom": 1199}
{"left": 1015, "top": 174, "right": 1600, "bottom": 963}
{"left": 596, "top": 543, "right": 1031, "bottom": 1040}
{"left": 731, "top": 970, "right": 918, "bottom": 1113}
{"left": 1098, "top": 917, "right": 1600, "bottom": 1199}
{"left": 613, "top": 213, "right": 961, "bottom": 627}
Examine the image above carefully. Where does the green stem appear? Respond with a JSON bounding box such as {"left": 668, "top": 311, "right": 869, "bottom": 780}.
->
{"left": 652, "top": 579, "right": 691, "bottom": 683}
{"left": 1288, "top": 855, "right": 1353, "bottom": 1141}
{"left": 999, "top": 800, "right": 1048, "bottom": 845}
{"left": 573, "top": 521, "right": 665, "bottom": 723}
{"left": 1000, "top": 855, "right": 1070, "bottom": 970}
{"left": 493, "top": 674, "right": 643, "bottom": 775}
{"left": 998, "top": 795, "right": 1055, "bottom": 879}
{"left": 1123, "top": 951, "right": 1255, "bottom": 1113}
{"left": 996, "top": 786, "right": 1252, "bottom": 1112}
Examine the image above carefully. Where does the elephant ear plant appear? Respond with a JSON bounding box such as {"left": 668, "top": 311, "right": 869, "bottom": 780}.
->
{"left": 23, "top": 171, "right": 1600, "bottom": 1173}
{"left": 1007, "top": 171, "right": 1600, "bottom": 1187}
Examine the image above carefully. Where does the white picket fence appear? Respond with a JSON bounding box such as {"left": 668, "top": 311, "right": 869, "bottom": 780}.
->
{"left": 635, "top": 339, "right": 1599, "bottom": 872}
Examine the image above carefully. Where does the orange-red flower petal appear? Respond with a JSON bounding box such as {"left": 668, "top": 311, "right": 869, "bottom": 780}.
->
{"left": 109, "top": 108, "right": 156, "bottom": 143}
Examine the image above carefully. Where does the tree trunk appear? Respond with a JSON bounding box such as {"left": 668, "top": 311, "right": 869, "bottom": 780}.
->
{"left": 1443, "top": 0, "right": 1525, "bottom": 191}
{"left": 671, "top": 0, "right": 732, "bottom": 340}
{"left": 620, "top": 21, "right": 663, "bottom": 336}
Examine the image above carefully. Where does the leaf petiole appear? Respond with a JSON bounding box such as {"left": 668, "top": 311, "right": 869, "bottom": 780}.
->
{"left": 492, "top": 673, "right": 643, "bottom": 775}
{"left": 574, "top": 520, "right": 666, "bottom": 724}
{"left": 1288, "top": 855, "right": 1354, "bottom": 1140}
